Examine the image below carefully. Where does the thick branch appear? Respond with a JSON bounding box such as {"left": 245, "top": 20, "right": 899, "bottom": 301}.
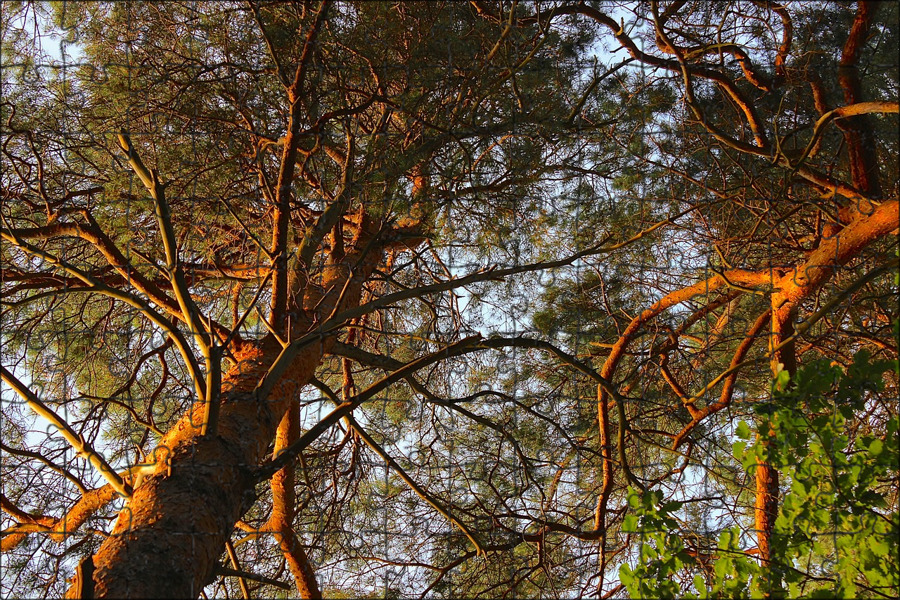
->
{"left": 1, "top": 485, "right": 118, "bottom": 552}
{"left": 269, "top": 402, "right": 321, "bottom": 598}
{"left": 838, "top": 1, "right": 881, "bottom": 197}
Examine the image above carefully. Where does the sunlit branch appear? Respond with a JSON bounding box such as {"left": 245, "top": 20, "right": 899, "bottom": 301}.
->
{"left": 224, "top": 539, "right": 250, "bottom": 599}
{"left": 0, "top": 366, "right": 130, "bottom": 498}
{"left": 792, "top": 101, "right": 898, "bottom": 192}
{"left": 679, "top": 257, "right": 899, "bottom": 412}
{"left": 1, "top": 215, "right": 231, "bottom": 340}
{"left": 115, "top": 131, "right": 212, "bottom": 354}
{"left": 269, "top": 0, "right": 330, "bottom": 333}
{"left": 1, "top": 477, "right": 133, "bottom": 552}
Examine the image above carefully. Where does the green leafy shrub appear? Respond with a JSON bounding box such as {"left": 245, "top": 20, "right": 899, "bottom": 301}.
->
{"left": 621, "top": 349, "right": 899, "bottom": 598}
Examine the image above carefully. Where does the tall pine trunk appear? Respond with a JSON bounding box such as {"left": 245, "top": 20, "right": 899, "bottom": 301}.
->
{"left": 82, "top": 223, "right": 384, "bottom": 598}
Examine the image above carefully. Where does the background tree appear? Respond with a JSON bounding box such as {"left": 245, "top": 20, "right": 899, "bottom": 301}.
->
{"left": 521, "top": 0, "right": 899, "bottom": 596}
{"left": 1, "top": 1, "right": 897, "bottom": 599}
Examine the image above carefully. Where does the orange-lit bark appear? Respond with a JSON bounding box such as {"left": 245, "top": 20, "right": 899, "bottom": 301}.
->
{"left": 1, "top": 484, "right": 118, "bottom": 552}
{"left": 755, "top": 298, "right": 791, "bottom": 570}
{"left": 268, "top": 2, "right": 328, "bottom": 333}
{"left": 754, "top": 451, "right": 780, "bottom": 567}
{"left": 270, "top": 401, "right": 321, "bottom": 599}
{"left": 83, "top": 218, "right": 385, "bottom": 599}
{"left": 595, "top": 269, "right": 772, "bottom": 540}
{"left": 754, "top": 198, "right": 899, "bottom": 570}
{"left": 604, "top": 200, "right": 899, "bottom": 570}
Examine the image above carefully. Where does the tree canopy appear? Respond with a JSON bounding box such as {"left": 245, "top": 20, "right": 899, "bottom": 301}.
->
{"left": 1, "top": 1, "right": 897, "bottom": 598}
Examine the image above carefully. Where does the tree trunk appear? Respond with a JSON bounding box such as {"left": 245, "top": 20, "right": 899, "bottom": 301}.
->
{"left": 82, "top": 221, "right": 384, "bottom": 598}
{"left": 754, "top": 198, "right": 899, "bottom": 585}
{"left": 838, "top": 1, "right": 881, "bottom": 198}
{"left": 88, "top": 339, "right": 314, "bottom": 598}
{"left": 754, "top": 458, "right": 780, "bottom": 567}
{"left": 270, "top": 401, "right": 322, "bottom": 598}
{"left": 755, "top": 301, "right": 793, "bottom": 570}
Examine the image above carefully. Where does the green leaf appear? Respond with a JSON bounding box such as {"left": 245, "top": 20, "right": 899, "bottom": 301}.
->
{"left": 693, "top": 574, "right": 706, "bottom": 597}
{"left": 867, "top": 535, "right": 890, "bottom": 557}
{"left": 773, "top": 366, "right": 791, "bottom": 391}
{"left": 622, "top": 514, "right": 638, "bottom": 532}
{"left": 869, "top": 438, "right": 884, "bottom": 455}
{"left": 661, "top": 500, "right": 683, "bottom": 514}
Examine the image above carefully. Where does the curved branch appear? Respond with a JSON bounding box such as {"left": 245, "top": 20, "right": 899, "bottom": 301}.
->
{"left": 311, "top": 378, "right": 486, "bottom": 556}
{"left": 793, "top": 102, "right": 898, "bottom": 193}
{"left": 672, "top": 309, "right": 771, "bottom": 449}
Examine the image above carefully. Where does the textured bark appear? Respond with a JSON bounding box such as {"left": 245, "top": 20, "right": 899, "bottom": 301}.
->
{"left": 774, "top": 199, "right": 899, "bottom": 303}
{"left": 88, "top": 340, "right": 305, "bottom": 599}
{"left": 83, "top": 221, "right": 385, "bottom": 599}
{"left": 754, "top": 455, "right": 780, "bottom": 566}
{"left": 755, "top": 300, "right": 792, "bottom": 569}
{"left": 65, "top": 555, "right": 95, "bottom": 599}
